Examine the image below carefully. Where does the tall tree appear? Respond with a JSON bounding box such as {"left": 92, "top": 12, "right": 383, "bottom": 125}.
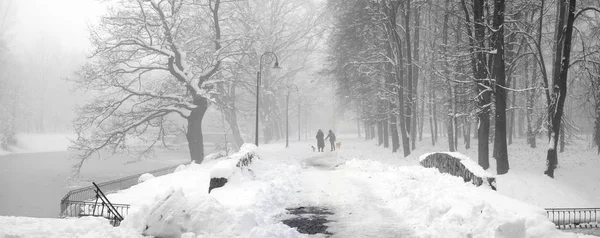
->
{"left": 545, "top": 0, "right": 577, "bottom": 178}
{"left": 71, "top": 0, "right": 224, "bottom": 169}
{"left": 492, "top": 0, "right": 509, "bottom": 174}
{"left": 464, "top": 0, "right": 491, "bottom": 169}
{"left": 384, "top": 0, "right": 411, "bottom": 156}
{"left": 441, "top": 0, "right": 455, "bottom": 152}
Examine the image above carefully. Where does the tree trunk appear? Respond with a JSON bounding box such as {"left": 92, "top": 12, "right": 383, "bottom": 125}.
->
{"left": 492, "top": 0, "right": 509, "bottom": 175}
{"left": 442, "top": 0, "right": 455, "bottom": 152}
{"left": 405, "top": 0, "right": 413, "bottom": 137}
{"left": 473, "top": 0, "right": 490, "bottom": 169}
{"left": 432, "top": 84, "right": 438, "bottom": 143}
{"left": 221, "top": 82, "right": 244, "bottom": 149}
{"left": 464, "top": 119, "right": 471, "bottom": 149}
{"left": 222, "top": 108, "right": 243, "bottom": 149}
{"left": 429, "top": 76, "right": 435, "bottom": 146}
{"left": 386, "top": 0, "right": 410, "bottom": 156}
{"left": 560, "top": 124, "right": 565, "bottom": 153}
{"left": 187, "top": 98, "right": 208, "bottom": 163}
{"left": 419, "top": 79, "right": 425, "bottom": 142}
{"left": 527, "top": 3, "right": 543, "bottom": 148}
{"left": 412, "top": 5, "right": 421, "bottom": 149}
{"left": 378, "top": 120, "right": 384, "bottom": 146}
{"left": 383, "top": 118, "right": 390, "bottom": 148}
{"left": 385, "top": 45, "right": 400, "bottom": 151}
{"left": 357, "top": 102, "right": 361, "bottom": 138}
{"left": 546, "top": 0, "right": 575, "bottom": 178}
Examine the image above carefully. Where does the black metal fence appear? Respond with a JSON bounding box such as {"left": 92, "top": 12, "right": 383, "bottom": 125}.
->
{"left": 546, "top": 208, "right": 600, "bottom": 229}
{"left": 60, "top": 163, "right": 183, "bottom": 218}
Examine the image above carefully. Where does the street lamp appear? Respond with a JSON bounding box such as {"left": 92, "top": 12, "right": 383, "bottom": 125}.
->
{"left": 255, "top": 52, "right": 281, "bottom": 146}
{"left": 286, "top": 84, "right": 299, "bottom": 148}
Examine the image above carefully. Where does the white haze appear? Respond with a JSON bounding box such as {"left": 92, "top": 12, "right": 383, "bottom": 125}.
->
{"left": 3, "top": 0, "right": 104, "bottom": 133}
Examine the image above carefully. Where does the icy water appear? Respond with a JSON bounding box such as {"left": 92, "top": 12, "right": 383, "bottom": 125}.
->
{"left": 0, "top": 149, "right": 191, "bottom": 218}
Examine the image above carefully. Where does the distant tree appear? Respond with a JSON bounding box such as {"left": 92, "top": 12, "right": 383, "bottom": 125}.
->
{"left": 0, "top": 0, "right": 16, "bottom": 150}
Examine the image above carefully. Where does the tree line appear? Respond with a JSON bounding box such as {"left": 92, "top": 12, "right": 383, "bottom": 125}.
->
{"left": 325, "top": 0, "right": 600, "bottom": 177}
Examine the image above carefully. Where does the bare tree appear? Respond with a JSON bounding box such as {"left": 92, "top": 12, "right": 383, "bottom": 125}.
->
{"left": 70, "top": 0, "right": 225, "bottom": 170}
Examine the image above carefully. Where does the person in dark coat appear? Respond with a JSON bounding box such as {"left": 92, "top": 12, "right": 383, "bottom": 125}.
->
{"left": 324, "top": 129, "right": 336, "bottom": 151}
{"left": 316, "top": 129, "right": 325, "bottom": 152}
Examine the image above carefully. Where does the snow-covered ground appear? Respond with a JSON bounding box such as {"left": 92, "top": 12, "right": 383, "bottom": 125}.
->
{"left": 1, "top": 134, "right": 599, "bottom": 237}
{"left": 0, "top": 133, "right": 75, "bottom": 156}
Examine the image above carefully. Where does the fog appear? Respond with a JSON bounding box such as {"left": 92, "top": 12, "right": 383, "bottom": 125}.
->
{"left": 0, "top": 0, "right": 342, "bottom": 148}
{"left": 0, "top": 0, "right": 104, "bottom": 133}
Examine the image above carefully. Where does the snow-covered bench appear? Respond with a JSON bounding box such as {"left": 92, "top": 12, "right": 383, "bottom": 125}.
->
{"left": 419, "top": 152, "right": 497, "bottom": 190}
{"left": 208, "top": 143, "right": 258, "bottom": 193}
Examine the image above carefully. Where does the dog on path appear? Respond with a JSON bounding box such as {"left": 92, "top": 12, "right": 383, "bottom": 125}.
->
{"left": 311, "top": 145, "right": 316, "bottom": 152}
{"left": 336, "top": 142, "right": 341, "bottom": 149}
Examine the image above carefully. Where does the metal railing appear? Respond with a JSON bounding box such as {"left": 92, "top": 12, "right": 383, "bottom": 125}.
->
{"left": 546, "top": 208, "right": 600, "bottom": 229}
{"left": 61, "top": 201, "right": 129, "bottom": 221}
{"left": 60, "top": 163, "right": 183, "bottom": 218}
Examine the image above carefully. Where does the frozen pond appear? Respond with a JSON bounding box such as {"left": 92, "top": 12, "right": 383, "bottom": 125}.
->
{"left": 0, "top": 149, "right": 191, "bottom": 218}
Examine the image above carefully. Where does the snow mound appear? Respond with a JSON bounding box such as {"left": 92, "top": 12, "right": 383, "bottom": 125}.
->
{"left": 121, "top": 188, "right": 277, "bottom": 237}
{"left": 0, "top": 216, "right": 143, "bottom": 238}
{"left": 137, "top": 173, "right": 155, "bottom": 184}
{"left": 210, "top": 159, "right": 240, "bottom": 179}
{"left": 210, "top": 143, "right": 258, "bottom": 179}
{"left": 341, "top": 159, "right": 576, "bottom": 238}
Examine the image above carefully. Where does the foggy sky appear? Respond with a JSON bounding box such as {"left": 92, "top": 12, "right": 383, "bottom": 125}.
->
{"left": 3, "top": 0, "right": 106, "bottom": 132}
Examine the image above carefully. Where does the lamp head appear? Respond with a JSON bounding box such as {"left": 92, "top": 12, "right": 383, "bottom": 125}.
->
{"left": 273, "top": 60, "right": 282, "bottom": 69}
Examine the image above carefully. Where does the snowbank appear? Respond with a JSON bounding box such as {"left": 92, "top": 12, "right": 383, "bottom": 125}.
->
{"left": 208, "top": 143, "right": 259, "bottom": 192}
{"left": 340, "top": 159, "right": 577, "bottom": 238}
{"left": 0, "top": 216, "right": 143, "bottom": 238}
{"left": 3, "top": 139, "right": 594, "bottom": 237}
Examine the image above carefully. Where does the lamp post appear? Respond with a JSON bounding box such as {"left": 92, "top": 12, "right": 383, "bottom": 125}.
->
{"left": 255, "top": 52, "right": 281, "bottom": 146}
{"left": 286, "top": 84, "right": 299, "bottom": 148}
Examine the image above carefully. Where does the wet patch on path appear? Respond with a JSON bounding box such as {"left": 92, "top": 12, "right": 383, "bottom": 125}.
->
{"left": 282, "top": 206, "right": 334, "bottom": 235}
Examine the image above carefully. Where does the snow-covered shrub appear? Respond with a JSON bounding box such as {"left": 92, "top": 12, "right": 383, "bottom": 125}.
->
{"left": 419, "top": 152, "right": 496, "bottom": 190}
{"left": 137, "top": 173, "right": 155, "bottom": 184}
{"left": 208, "top": 143, "right": 259, "bottom": 193}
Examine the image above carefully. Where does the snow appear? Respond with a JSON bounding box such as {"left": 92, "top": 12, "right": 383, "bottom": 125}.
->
{"left": 137, "top": 173, "right": 155, "bottom": 183}
{"left": 209, "top": 158, "right": 239, "bottom": 178}
{"left": 0, "top": 133, "right": 74, "bottom": 155}
{"left": 0, "top": 216, "right": 144, "bottom": 238}
{"left": 419, "top": 151, "right": 494, "bottom": 178}
{"left": 2, "top": 136, "right": 599, "bottom": 237}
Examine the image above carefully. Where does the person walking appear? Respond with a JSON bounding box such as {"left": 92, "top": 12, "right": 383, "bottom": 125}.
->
{"left": 325, "top": 129, "right": 336, "bottom": 151}
{"left": 316, "top": 129, "right": 325, "bottom": 152}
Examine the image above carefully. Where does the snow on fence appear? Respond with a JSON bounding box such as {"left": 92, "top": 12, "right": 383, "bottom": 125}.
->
{"left": 419, "top": 152, "right": 497, "bottom": 190}
{"left": 60, "top": 163, "right": 183, "bottom": 218}
{"left": 545, "top": 208, "right": 600, "bottom": 229}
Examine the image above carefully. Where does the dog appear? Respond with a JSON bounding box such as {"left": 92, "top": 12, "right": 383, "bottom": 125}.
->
{"left": 336, "top": 142, "right": 341, "bottom": 149}
{"left": 311, "top": 145, "right": 316, "bottom": 152}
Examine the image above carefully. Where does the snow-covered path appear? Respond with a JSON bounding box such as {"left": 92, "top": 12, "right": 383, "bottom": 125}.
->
{"left": 298, "top": 154, "right": 414, "bottom": 237}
